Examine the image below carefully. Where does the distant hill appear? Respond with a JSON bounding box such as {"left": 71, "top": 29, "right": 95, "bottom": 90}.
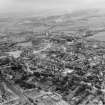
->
{"left": 0, "top": 8, "right": 105, "bottom": 36}
{"left": 0, "top": 9, "right": 70, "bottom": 18}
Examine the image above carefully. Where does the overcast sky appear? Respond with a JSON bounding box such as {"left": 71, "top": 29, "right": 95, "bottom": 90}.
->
{"left": 0, "top": 0, "right": 105, "bottom": 14}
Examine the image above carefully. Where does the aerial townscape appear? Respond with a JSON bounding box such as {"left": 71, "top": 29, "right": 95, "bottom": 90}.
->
{"left": 1, "top": 9, "right": 105, "bottom": 105}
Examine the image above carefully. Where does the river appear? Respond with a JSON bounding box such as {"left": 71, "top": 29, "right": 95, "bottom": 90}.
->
{"left": 88, "top": 32, "right": 105, "bottom": 41}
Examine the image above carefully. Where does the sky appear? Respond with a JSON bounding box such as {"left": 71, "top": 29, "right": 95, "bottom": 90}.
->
{"left": 0, "top": 0, "right": 105, "bottom": 14}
